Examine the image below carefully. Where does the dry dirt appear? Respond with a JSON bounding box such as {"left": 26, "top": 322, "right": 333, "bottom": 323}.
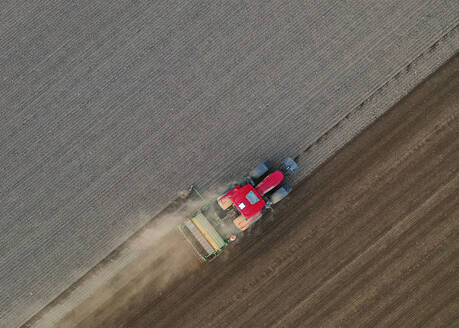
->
{"left": 41, "top": 56, "right": 458, "bottom": 327}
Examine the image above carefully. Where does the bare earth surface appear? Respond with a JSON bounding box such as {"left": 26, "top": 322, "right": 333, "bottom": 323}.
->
{"left": 1, "top": 2, "right": 458, "bottom": 325}
{"left": 48, "top": 55, "right": 459, "bottom": 327}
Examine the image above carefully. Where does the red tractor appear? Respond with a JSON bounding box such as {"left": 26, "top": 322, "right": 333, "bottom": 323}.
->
{"left": 178, "top": 157, "right": 299, "bottom": 262}
{"left": 217, "top": 157, "right": 299, "bottom": 231}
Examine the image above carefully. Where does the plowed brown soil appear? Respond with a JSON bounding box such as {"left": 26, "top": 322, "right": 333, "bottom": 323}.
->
{"left": 54, "top": 55, "right": 458, "bottom": 328}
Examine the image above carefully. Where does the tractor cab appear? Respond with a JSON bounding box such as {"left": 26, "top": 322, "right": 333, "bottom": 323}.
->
{"left": 229, "top": 184, "right": 266, "bottom": 219}
{"left": 218, "top": 169, "right": 288, "bottom": 231}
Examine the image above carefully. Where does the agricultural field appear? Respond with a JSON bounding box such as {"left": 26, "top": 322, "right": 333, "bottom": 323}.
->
{"left": 1, "top": 1, "right": 457, "bottom": 327}
{"left": 33, "top": 54, "right": 458, "bottom": 328}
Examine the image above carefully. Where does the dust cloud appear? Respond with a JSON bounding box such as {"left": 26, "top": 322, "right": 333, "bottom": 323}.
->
{"left": 32, "top": 188, "right": 236, "bottom": 328}
{"left": 50, "top": 203, "right": 205, "bottom": 328}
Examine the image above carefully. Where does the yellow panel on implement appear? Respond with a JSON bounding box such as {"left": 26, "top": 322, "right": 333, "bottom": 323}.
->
{"left": 191, "top": 217, "right": 218, "bottom": 250}
{"left": 183, "top": 219, "right": 214, "bottom": 255}
{"left": 192, "top": 212, "right": 226, "bottom": 250}
{"left": 177, "top": 186, "right": 237, "bottom": 262}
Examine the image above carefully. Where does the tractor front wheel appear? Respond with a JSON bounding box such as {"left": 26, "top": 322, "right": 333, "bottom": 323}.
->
{"left": 281, "top": 157, "right": 299, "bottom": 174}
{"left": 269, "top": 184, "right": 292, "bottom": 204}
{"left": 249, "top": 160, "right": 272, "bottom": 179}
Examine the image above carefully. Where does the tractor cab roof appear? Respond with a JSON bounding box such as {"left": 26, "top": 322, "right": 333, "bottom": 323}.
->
{"left": 230, "top": 184, "right": 265, "bottom": 219}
